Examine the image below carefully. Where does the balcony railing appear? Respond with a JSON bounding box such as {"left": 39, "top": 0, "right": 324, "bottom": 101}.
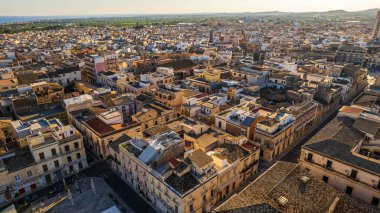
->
{"left": 109, "top": 155, "right": 121, "bottom": 165}
{"left": 63, "top": 147, "right": 83, "bottom": 155}
{"left": 304, "top": 157, "right": 313, "bottom": 162}
{"left": 347, "top": 174, "right": 358, "bottom": 180}
{"left": 38, "top": 154, "right": 61, "bottom": 163}
{"left": 241, "top": 160, "right": 258, "bottom": 173}
{"left": 303, "top": 159, "right": 375, "bottom": 189}
{"left": 10, "top": 176, "right": 39, "bottom": 188}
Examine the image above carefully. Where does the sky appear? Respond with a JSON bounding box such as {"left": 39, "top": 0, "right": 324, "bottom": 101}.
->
{"left": 0, "top": 0, "right": 379, "bottom": 16}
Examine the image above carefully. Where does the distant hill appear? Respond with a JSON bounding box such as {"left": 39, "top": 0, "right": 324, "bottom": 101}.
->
{"left": 0, "top": 8, "right": 379, "bottom": 24}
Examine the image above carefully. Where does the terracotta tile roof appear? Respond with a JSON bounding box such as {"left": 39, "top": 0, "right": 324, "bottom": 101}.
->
{"left": 339, "top": 106, "right": 363, "bottom": 115}
{"left": 85, "top": 117, "right": 115, "bottom": 135}
{"left": 169, "top": 157, "right": 180, "bottom": 168}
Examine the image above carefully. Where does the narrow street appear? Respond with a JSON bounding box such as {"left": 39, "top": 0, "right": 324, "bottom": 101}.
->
{"left": 280, "top": 110, "right": 339, "bottom": 163}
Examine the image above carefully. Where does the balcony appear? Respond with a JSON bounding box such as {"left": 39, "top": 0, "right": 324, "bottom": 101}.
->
{"left": 323, "top": 164, "right": 333, "bottom": 171}
{"left": 303, "top": 159, "right": 375, "bottom": 189}
{"left": 347, "top": 174, "right": 358, "bottom": 180}
{"left": 63, "top": 146, "right": 83, "bottom": 155}
{"left": 241, "top": 160, "right": 258, "bottom": 173}
{"left": 372, "top": 183, "right": 380, "bottom": 190}
{"left": 10, "top": 176, "right": 39, "bottom": 188}
{"left": 38, "top": 154, "right": 61, "bottom": 163}
{"left": 109, "top": 155, "right": 121, "bottom": 165}
{"left": 173, "top": 198, "right": 180, "bottom": 206}
{"left": 304, "top": 157, "right": 313, "bottom": 162}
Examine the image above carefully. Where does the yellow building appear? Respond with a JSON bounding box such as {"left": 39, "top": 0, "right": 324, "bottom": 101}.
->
{"left": 199, "top": 69, "right": 222, "bottom": 82}
{"left": 0, "top": 79, "right": 17, "bottom": 92}
{"left": 255, "top": 112, "right": 295, "bottom": 162}
{"left": 132, "top": 102, "right": 174, "bottom": 131}
{"left": 153, "top": 86, "right": 200, "bottom": 116}
{"left": 0, "top": 69, "right": 18, "bottom": 92}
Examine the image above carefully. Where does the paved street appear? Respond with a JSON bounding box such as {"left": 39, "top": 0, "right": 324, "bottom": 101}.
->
{"left": 280, "top": 110, "right": 339, "bottom": 163}
{"left": 258, "top": 160, "right": 273, "bottom": 173}
{"left": 3, "top": 149, "right": 155, "bottom": 213}
{"left": 23, "top": 177, "right": 132, "bottom": 213}
{"left": 84, "top": 160, "right": 155, "bottom": 213}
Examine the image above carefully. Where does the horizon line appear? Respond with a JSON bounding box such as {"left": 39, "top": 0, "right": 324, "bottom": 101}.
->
{"left": 1, "top": 8, "right": 379, "bottom": 18}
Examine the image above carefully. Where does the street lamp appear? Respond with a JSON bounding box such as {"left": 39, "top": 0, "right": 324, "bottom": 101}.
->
{"left": 67, "top": 189, "right": 74, "bottom": 205}
{"left": 91, "top": 178, "right": 96, "bottom": 194}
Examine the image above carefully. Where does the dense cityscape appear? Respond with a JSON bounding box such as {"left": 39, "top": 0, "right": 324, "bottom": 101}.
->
{"left": 0, "top": 3, "right": 380, "bottom": 213}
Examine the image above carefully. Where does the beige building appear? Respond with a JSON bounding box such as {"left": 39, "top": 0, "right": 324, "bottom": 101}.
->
{"left": 215, "top": 161, "right": 378, "bottom": 213}
{"left": 0, "top": 68, "right": 18, "bottom": 92}
{"left": 115, "top": 118, "right": 259, "bottom": 213}
{"left": 255, "top": 111, "right": 295, "bottom": 162}
{"left": 182, "top": 94, "right": 228, "bottom": 125}
{"left": 153, "top": 86, "right": 201, "bottom": 116}
{"left": 289, "top": 101, "right": 318, "bottom": 140}
{"left": 82, "top": 110, "right": 126, "bottom": 159}
{"left": 300, "top": 112, "right": 380, "bottom": 208}
{"left": 31, "top": 81, "right": 65, "bottom": 106}
{"left": 0, "top": 147, "right": 38, "bottom": 204}
{"left": 63, "top": 94, "right": 94, "bottom": 123}
{"left": 0, "top": 122, "right": 87, "bottom": 205}
{"left": 132, "top": 102, "right": 174, "bottom": 132}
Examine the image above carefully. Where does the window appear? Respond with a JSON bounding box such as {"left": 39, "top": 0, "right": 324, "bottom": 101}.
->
{"left": 39, "top": 152, "right": 45, "bottom": 160}
{"left": 27, "top": 171, "right": 33, "bottom": 178}
{"left": 189, "top": 204, "right": 193, "bottom": 212}
{"left": 14, "top": 175, "right": 21, "bottom": 182}
{"left": 345, "top": 186, "right": 353, "bottom": 195}
{"left": 67, "top": 156, "right": 72, "bottom": 163}
{"left": 377, "top": 180, "right": 380, "bottom": 189}
{"left": 76, "top": 153, "right": 81, "bottom": 159}
{"left": 65, "top": 145, "right": 70, "bottom": 152}
{"left": 74, "top": 142, "right": 79, "bottom": 149}
{"left": 42, "top": 164, "right": 48, "bottom": 172}
{"left": 322, "top": 176, "right": 329, "bottom": 183}
{"left": 51, "top": 148, "right": 57, "bottom": 156}
{"left": 203, "top": 195, "right": 206, "bottom": 202}
{"left": 218, "top": 121, "right": 222, "bottom": 128}
{"left": 372, "top": 197, "right": 379, "bottom": 206}
{"left": 350, "top": 170, "right": 358, "bottom": 179}
{"left": 211, "top": 189, "right": 214, "bottom": 197}
{"left": 54, "top": 160, "right": 60, "bottom": 168}
{"left": 307, "top": 153, "right": 313, "bottom": 161}
{"left": 326, "top": 160, "right": 332, "bottom": 169}
{"left": 78, "top": 162, "right": 83, "bottom": 169}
